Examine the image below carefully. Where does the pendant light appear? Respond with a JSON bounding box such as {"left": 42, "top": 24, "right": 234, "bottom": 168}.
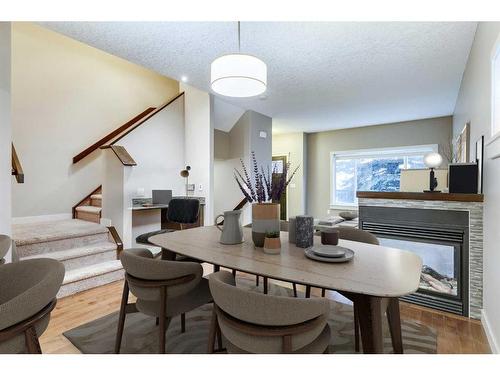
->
{"left": 210, "top": 22, "right": 267, "bottom": 98}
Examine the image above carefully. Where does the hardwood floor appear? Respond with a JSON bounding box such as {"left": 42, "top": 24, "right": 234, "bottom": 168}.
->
{"left": 40, "top": 272, "right": 491, "bottom": 354}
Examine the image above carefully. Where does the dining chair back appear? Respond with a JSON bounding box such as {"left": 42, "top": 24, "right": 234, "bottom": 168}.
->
{"left": 338, "top": 227, "right": 379, "bottom": 245}
{"left": 0, "top": 258, "right": 65, "bottom": 353}
{"left": 116, "top": 248, "right": 212, "bottom": 353}
{"left": 208, "top": 271, "right": 331, "bottom": 354}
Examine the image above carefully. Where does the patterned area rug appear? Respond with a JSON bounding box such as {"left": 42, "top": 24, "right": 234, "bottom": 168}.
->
{"left": 63, "top": 277, "right": 437, "bottom": 354}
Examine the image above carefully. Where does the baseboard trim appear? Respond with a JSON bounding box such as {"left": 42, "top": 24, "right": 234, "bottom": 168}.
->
{"left": 12, "top": 213, "right": 72, "bottom": 224}
{"left": 481, "top": 309, "right": 499, "bottom": 354}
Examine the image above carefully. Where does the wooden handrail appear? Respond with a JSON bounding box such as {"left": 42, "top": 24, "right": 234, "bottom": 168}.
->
{"left": 72, "top": 185, "right": 102, "bottom": 219}
{"left": 107, "top": 226, "right": 123, "bottom": 259}
{"left": 11, "top": 143, "right": 24, "bottom": 183}
{"left": 220, "top": 197, "right": 248, "bottom": 225}
{"left": 73, "top": 107, "right": 155, "bottom": 164}
{"left": 108, "top": 92, "right": 185, "bottom": 145}
{"left": 233, "top": 197, "right": 248, "bottom": 210}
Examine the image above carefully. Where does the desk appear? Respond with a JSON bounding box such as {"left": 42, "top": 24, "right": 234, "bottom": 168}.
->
{"left": 150, "top": 226, "right": 422, "bottom": 353}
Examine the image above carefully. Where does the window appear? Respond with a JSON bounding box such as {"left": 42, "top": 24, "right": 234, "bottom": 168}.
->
{"left": 331, "top": 145, "right": 437, "bottom": 207}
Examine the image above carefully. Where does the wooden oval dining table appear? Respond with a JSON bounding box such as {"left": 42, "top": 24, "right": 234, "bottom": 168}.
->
{"left": 149, "top": 226, "right": 423, "bottom": 354}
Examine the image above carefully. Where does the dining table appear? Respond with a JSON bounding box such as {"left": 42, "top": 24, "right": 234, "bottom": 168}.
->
{"left": 149, "top": 226, "right": 423, "bottom": 354}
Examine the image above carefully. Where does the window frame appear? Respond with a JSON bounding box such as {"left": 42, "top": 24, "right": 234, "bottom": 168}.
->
{"left": 330, "top": 144, "right": 438, "bottom": 209}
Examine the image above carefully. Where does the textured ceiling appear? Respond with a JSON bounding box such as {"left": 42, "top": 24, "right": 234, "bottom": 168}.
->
{"left": 39, "top": 22, "right": 477, "bottom": 133}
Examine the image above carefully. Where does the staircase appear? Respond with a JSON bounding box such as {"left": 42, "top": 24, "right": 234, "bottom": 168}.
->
{"left": 73, "top": 186, "right": 102, "bottom": 223}
{"left": 13, "top": 219, "right": 123, "bottom": 298}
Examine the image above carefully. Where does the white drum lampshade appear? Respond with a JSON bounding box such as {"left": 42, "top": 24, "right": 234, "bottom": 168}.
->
{"left": 210, "top": 54, "right": 267, "bottom": 98}
{"left": 423, "top": 152, "right": 443, "bottom": 169}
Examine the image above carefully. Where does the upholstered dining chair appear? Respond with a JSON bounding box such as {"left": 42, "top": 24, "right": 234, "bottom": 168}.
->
{"left": 207, "top": 271, "right": 331, "bottom": 354}
{"left": 318, "top": 227, "right": 379, "bottom": 352}
{"left": 136, "top": 198, "right": 201, "bottom": 262}
{"left": 0, "top": 234, "right": 11, "bottom": 265}
{"left": 0, "top": 258, "right": 65, "bottom": 353}
{"left": 116, "top": 248, "right": 212, "bottom": 354}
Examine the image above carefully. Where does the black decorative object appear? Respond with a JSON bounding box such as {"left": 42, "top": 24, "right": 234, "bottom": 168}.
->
{"left": 449, "top": 163, "right": 479, "bottom": 194}
{"left": 475, "top": 136, "right": 484, "bottom": 194}
{"left": 295, "top": 215, "right": 314, "bottom": 248}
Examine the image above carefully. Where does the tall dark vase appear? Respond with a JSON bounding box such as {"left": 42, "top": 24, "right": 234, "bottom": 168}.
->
{"left": 251, "top": 203, "right": 280, "bottom": 248}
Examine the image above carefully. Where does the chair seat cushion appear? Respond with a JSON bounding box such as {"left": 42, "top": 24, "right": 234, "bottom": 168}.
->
{"left": 136, "top": 278, "right": 212, "bottom": 317}
{"left": 224, "top": 323, "right": 331, "bottom": 354}
{"left": 135, "top": 229, "right": 174, "bottom": 245}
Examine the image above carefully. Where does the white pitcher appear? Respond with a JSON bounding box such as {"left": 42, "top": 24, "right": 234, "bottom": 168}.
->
{"left": 215, "top": 210, "right": 244, "bottom": 245}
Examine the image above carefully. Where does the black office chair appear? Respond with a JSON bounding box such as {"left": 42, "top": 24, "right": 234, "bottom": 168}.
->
{"left": 136, "top": 198, "right": 200, "bottom": 261}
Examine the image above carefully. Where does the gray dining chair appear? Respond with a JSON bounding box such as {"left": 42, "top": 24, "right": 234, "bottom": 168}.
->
{"left": 0, "top": 234, "right": 11, "bottom": 265}
{"left": 207, "top": 271, "right": 331, "bottom": 354}
{"left": 0, "top": 258, "right": 65, "bottom": 353}
{"left": 116, "top": 248, "right": 213, "bottom": 354}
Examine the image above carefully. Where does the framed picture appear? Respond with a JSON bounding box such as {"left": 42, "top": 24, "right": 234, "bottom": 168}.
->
{"left": 475, "top": 136, "right": 484, "bottom": 194}
{"left": 454, "top": 123, "right": 470, "bottom": 163}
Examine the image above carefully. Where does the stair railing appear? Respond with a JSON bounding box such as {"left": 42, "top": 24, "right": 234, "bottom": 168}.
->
{"left": 11, "top": 143, "right": 24, "bottom": 183}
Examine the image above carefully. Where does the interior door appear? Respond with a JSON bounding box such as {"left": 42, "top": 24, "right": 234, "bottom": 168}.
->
{"left": 272, "top": 155, "right": 287, "bottom": 220}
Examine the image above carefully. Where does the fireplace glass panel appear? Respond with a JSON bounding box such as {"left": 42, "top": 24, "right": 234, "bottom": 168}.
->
{"left": 378, "top": 237, "right": 458, "bottom": 296}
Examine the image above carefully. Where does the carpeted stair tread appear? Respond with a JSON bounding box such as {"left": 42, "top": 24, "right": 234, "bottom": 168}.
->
{"left": 90, "top": 194, "right": 102, "bottom": 200}
{"left": 75, "top": 206, "right": 102, "bottom": 214}
{"left": 13, "top": 219, "right": 109, "bottom": 246}
{"left": 63, "top": 260, "right": 123, "bottom": 285}
{"left": 20, "top": 241, "right": 117, "bottom": 262}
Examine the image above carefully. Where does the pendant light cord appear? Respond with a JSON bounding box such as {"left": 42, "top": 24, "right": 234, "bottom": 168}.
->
{"left": 238, "top": 21, "right": 241, "bottom": 52}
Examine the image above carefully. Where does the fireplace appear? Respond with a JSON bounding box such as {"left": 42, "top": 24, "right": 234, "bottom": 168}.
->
{"left": 359, "top": 206, "right": 469, "bottom": 316}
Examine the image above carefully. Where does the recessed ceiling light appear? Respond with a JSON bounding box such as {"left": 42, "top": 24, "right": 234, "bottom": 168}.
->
{"left": 181, "top": 76, "right": 188, "bottom": 83}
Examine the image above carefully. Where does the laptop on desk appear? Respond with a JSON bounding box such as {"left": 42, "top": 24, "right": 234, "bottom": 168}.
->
{"left": 152, "top": 190, "right": 172, "bottom": 205}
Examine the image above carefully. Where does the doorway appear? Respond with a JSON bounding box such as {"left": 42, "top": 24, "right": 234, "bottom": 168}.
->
{"left": 272, "top": 155, "right": 287, "bottom": 220}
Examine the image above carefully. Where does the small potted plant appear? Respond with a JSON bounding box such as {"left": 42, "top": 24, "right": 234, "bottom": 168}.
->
{"left": 263, "top": 231, "right": 281, "bottom": 255}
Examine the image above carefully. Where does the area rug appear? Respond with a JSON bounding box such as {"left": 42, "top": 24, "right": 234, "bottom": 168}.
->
{"left": 63, "top": 277, "right": 437, "bottom": 354}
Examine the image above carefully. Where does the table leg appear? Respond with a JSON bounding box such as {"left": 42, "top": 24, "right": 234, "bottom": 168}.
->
{"left": 386, "top": 298, "right": 403, "bottom": 354}
{"left": 351, "top": 294, "right": 385, "bottom": 354}
{"left": 161, "top": 248, "right": 176, "bottom": 260}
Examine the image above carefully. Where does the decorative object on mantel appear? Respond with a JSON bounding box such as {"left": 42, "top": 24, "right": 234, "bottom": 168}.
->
{"left": 288, "top": 216, "right": 297, "bottom": 244}
{"left": 215, "top": 210, "right": 244, "bottom": 245}
{"left": 338, "top": 211, "right": 358, "bottom": 221}
{"left": 234, "top": 152, "right": 299, "bottom": 247}
{"left": 423, "top": 152, "right": 444, "bottom": 192}
{"left": 263, "top": 231, "right": 281, "bottom": 255}
{"left": 295, "top": 215, "right": 314, "bottom": 248}
{"left": 180, "top": 166, "right": 191, "bottom": 197}
{"left": 475, "top": 136, "right": 484, "bottom": 194}
{"left": 453, "top": 123, "right": 470, "bottom": 163}
{"left": 448, "top": 163, "right": 479, "bottom": 194}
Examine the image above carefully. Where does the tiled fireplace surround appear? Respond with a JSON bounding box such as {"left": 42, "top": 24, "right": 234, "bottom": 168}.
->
{"left": 358, "top": 197, "right": 484, "bottom": 319}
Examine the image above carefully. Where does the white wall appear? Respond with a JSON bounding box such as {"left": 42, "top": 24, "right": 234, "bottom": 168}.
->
{"left": 11, "top": 23, "right": 178, "bottom": 218}
{"left": 452, "top": 22, "right": 500, "bottom": 353}
{"left": 181, "top": 83, "right": 214, "bottom": 225}
{"left": 103, "top": 98, "right": 185, "bottom": 247}
{"left": 213, "top": 110, "right": 272, "bottom": 225}
{"left": 0, "top": 22, "right": 12, "bottom": 261}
